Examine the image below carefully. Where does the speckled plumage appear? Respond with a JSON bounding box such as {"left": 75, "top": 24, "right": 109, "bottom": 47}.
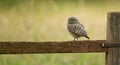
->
{"left": 67, "top": 16, "right": 89, "bottom": 41}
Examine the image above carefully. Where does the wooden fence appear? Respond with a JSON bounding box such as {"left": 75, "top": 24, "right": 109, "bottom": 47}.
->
{"left": 0, "top": 12, "right": 120, "bottom": 65}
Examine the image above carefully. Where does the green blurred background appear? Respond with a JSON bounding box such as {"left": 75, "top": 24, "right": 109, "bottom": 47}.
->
{"left": 0, "top": 0, "right": 120, "bottom": 65}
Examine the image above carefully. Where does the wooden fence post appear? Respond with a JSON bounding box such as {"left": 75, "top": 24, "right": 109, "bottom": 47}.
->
{"left": 107, "top": 12, "right": 120, "bottom": 65}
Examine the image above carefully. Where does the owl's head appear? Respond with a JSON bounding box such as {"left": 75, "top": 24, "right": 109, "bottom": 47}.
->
{"left": 68, "top": 16, "right": 79, "bottom": 24}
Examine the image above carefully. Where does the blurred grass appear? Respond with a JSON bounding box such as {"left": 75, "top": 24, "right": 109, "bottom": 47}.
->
{"left": 0, "top": 0, "right": 120, "bottom": 65}
{"left": 0, "top": 53, "right": 105, "bottom": 65}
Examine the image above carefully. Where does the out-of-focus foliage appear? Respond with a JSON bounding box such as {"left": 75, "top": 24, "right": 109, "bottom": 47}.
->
{"left": 0, "top": 0, "right": 120, "bottom": 65}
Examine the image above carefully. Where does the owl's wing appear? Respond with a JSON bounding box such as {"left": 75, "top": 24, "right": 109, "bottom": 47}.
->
{"left": 77, "top": 21, "right": 85, "bottom": 28}
{"left": 74, "top": 24, "right": 87, "bottom": 36}
{"left": 80, "top": 24, "right": 85, "bottom": 28}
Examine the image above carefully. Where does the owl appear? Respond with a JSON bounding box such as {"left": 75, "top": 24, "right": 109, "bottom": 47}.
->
{"left": 67, "top": 16, "right": 89, "bottom": 41}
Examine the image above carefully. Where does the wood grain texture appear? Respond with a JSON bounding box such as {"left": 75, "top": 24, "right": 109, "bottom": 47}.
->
{"left": 106, "top": 12, "right": 120, "bottom": 65}
{"left": 0, "top": 40, "right": 107, "bottom": 54}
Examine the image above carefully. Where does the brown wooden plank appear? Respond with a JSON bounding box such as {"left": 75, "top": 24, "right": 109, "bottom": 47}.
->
{"left": 106, "top": 12, "right": 120, "bottom": 65}
{"left": 0, "top": 40, "right": 107, "bottom": 54}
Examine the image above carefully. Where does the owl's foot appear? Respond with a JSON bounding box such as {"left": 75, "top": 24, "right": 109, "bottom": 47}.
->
{"left": 73, "top": 38, "right": 78, "bottom": 41}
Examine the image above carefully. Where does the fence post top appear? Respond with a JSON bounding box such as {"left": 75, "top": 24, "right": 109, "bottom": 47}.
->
{"left": 108, "top": 12, "right": 120, "bottom": 14}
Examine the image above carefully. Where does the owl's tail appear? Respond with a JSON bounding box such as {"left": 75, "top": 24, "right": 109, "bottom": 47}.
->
{"left": 85, "top": 35, "right": 90, "bottom": 39}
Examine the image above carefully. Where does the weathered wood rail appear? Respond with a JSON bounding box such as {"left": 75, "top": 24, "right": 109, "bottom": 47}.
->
{"left": 0, "top": 40, "right": 107, "bottom": 54}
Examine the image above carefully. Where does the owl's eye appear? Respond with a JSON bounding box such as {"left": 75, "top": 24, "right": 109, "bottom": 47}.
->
{"left": 68, "top": 21, "right": 75, "bottom": 24}
{"left": 69, "top": 19, "right": 74, "bottom": 21}
{"left": 69, "top": 19, "right": 76, "bottom": 21}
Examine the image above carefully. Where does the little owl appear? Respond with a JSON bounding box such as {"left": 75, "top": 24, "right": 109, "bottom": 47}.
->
{"left": 67, "top": 16, "right": 89, "bottom": 41}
